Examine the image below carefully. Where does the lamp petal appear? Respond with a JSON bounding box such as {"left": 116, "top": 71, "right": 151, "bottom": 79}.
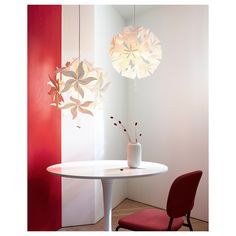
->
{"left": 62, "top": 70, "right": 77, "bottom": 79}
{"left": 71, "top": 106, "right": 78, "bottom": 119}
{"left": 74, "top": 82, "right": 84, "bottom": 98}
{"left": 77, "top": 61, "right": 85, "bottom": 80}
{"left": 78, "top": 107, "right": 93, "bottom": 116}
{"left": 80, "top": 101, "right": 94, "bottom": 107}
{"left": 79, "top": 77, "right": 97, "bottom": 85}
{"left": 61, "top": 79, "right": 75, "bottom": 93}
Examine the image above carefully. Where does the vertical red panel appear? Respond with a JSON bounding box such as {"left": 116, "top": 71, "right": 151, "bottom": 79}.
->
{"left": 28, "top": 5, "right": 61, "bottom": 231}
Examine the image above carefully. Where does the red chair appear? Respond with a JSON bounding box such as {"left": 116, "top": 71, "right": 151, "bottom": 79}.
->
{"left": 116, "top": 170, "right": 203, "bottom": 231}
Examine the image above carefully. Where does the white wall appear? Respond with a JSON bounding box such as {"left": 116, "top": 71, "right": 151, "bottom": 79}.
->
{"left": 61, "top": 5, "right": 208, "bottom": 226}
{"left": 94, "top": 5, "right": 128, "bottom": 222}
{"left": 126, "top": 6, "right": 208, "bottom": 221}
{"left": 62, "top": 5, "right": 96, "bottom": 226}
{"left": 61, "top": 5, "right": 128, "bottom": 227}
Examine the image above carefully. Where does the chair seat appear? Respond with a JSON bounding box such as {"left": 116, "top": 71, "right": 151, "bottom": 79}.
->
{"left": 118, "top": 208, "right": 184, "bottom": 231}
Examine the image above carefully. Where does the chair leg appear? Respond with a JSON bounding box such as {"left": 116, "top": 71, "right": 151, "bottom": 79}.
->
{"left": 186, "top": 212, "right": 193, "bottom": 231}
{"left": 115, "top": 226, "right": 121, "bottom": 231}
{"left": 167, "top": 218, "right": 174, "bottom": 231}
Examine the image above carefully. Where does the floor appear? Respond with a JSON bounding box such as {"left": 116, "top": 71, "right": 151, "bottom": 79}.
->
{"left": 59, "top": 198, "right": 208, "bottom": 231}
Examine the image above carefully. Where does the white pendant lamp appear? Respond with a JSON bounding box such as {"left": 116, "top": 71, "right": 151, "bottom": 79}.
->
{"left": 109, "top": 6, "right": 162, "bottom": 79}
{"left": 48, "top": 6, "right": 110, "bottom": 127}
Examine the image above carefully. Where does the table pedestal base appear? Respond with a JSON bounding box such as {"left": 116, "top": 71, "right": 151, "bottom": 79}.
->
{"left": 101, "top": 179, "right": 113, "bottom": 231}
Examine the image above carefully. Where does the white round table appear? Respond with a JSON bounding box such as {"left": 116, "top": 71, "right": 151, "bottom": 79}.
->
{"left": 47, "top": 160, "right": 168, "bottom": 231}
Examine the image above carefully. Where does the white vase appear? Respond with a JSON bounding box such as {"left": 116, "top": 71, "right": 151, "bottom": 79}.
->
{"left": 127, "top": 142, "right": 142, "bottom": 168}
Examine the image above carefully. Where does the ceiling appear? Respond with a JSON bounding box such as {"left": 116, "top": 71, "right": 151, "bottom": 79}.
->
{"left": 112, "top": 5, "right": 155, "bottom": 21}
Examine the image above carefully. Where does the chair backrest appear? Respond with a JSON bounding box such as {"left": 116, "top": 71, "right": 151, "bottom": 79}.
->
{"left": 166, "top": 170, "right": 203, "bottom": 218}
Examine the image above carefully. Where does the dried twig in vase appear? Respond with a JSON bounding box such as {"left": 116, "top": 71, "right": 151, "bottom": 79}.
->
{"left": 110, "top": 116, "right": 142, "bottom": 143}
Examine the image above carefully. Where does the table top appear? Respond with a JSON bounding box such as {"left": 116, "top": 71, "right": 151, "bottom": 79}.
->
{"left": 47, "top": 160, "right": 168, "bottom": 180}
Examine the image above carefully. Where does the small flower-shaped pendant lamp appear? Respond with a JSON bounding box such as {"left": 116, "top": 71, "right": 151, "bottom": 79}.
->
{"left": 109, "top": 6, "right": 162, "bottom": 79}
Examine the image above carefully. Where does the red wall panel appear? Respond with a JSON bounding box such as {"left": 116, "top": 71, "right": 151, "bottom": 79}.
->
{"left": 28, "top": 5, "right": 61, "bottom": 231}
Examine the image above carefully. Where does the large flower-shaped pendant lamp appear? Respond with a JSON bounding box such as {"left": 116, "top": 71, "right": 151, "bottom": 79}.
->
{"left": 109, "top": 25, "right": 162, "bottom": 79}
{"left": 48, "top": 6, "right": 110, "bottom": 128}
